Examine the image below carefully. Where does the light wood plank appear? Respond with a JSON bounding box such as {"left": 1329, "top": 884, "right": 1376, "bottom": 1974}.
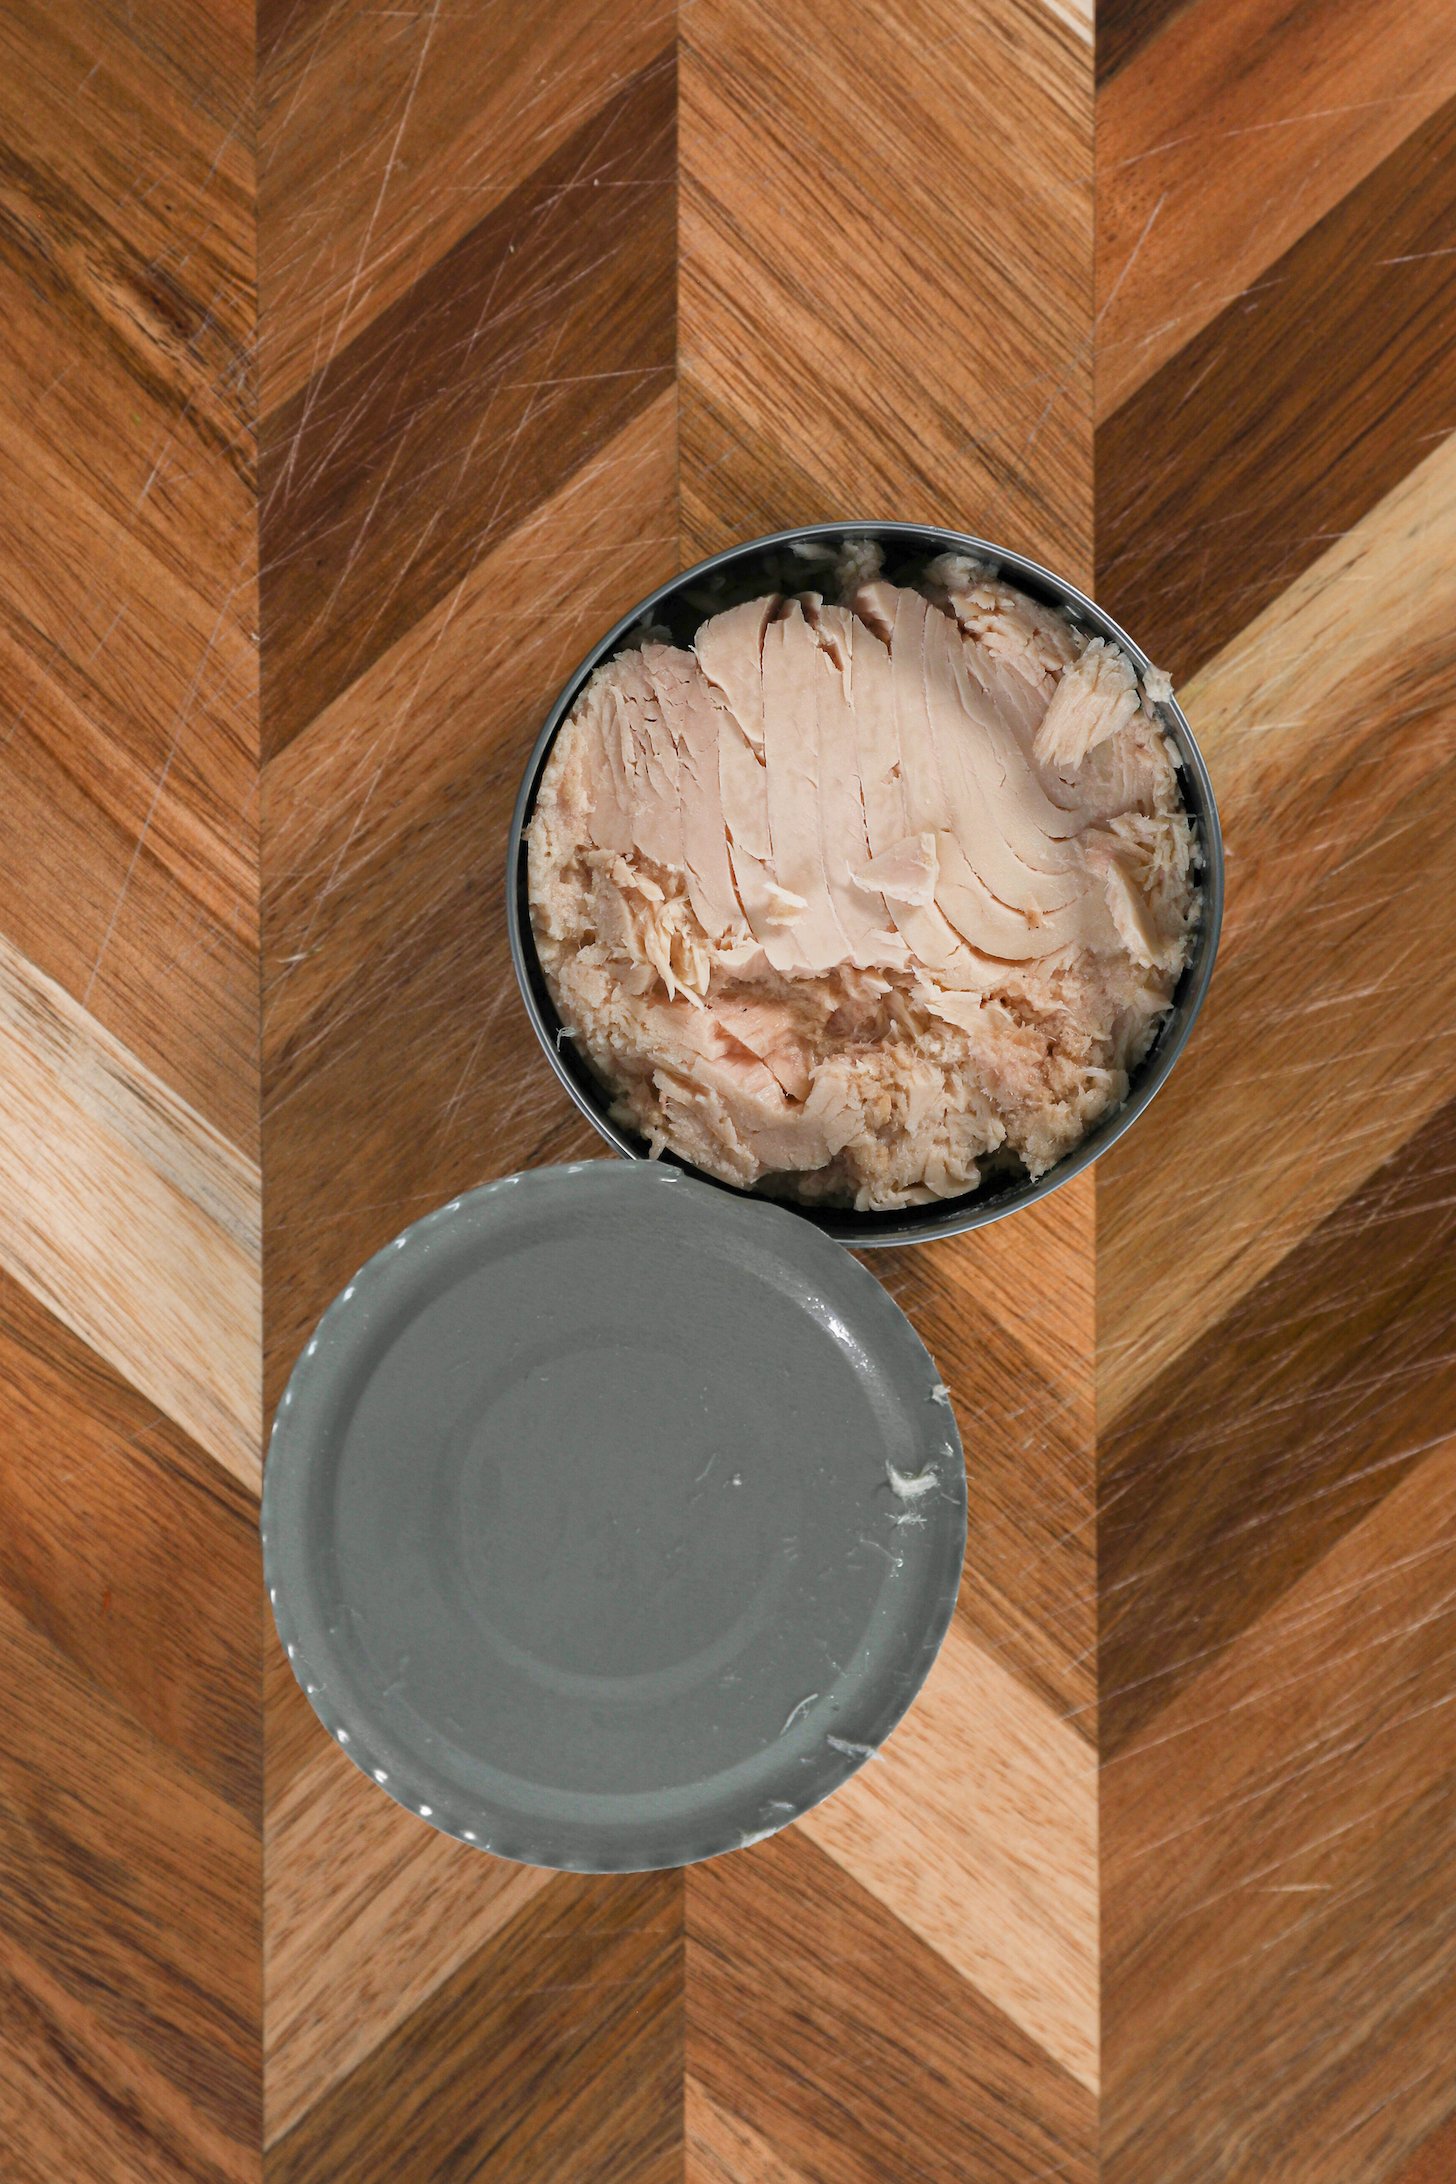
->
{"left": 803, "top": 1620, "right": 1098, "bottom": 2091}
{"left": 0, "top": 931, "right": 260, "bottom": 1489}
{"left": 265, "top": 1738, "right": 550, "bottom": 2143}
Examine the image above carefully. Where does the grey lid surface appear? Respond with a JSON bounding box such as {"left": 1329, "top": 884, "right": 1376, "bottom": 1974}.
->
{"left": 262, "top": 1162, "right": 966, "bottom": 1871}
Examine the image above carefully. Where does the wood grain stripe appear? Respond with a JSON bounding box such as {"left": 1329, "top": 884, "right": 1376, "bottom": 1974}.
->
{"left": 803, "top": 1621, "right": 1098, "bottom": 2090}
{"left": 1104, "top": 1436, "right": 1456, "bottom": 2180}
{"left": 1100, "top": 429, "right": 1456, "bottom": 1422}
{"left": 687, "top": 1828, "right": 1096, "bottom": 2184}
{"left": 0, "top": 1267, "right": 259, "bottom": 1818}
{"left": 0, "top": 1934, "right": 253, "bottom": 2184}
{"left": 1103, "top": 1086, "right": 1456, "bottom": 1754}
{"left": 265, "top": 1732, "right": 549, "bottom": 2142}
{"left": 0, "top": 0, "right": 258, "bottom": 1151}
{"left": 0, "top": 1588, "right": 259, "bottom": 2167}
{"left": 1095, "top": 0, "right": 1188, "bottom": 83}
{"left": 258, "top": 0, "right": 673, "bottom": 412}
{"left": 1097, "top": 91, "right": 1456, "bottom": 680}
{"left": 1097, "top": 0, "right": 1456, "bottom": 415}
{"left": 258, "top": 49, "right": 675, "bottom": 758}
{"left": 681, "top": 0, "right": 1093, "bottom": 575}
{"left": 687, "top": 2078, "right": 813, "bottom": 2184}
{"left": 268, "top": 1872, "right": 680, "bottom": 2183}
{"left": 0, "top": 931, "right": 261, "bottom": 1489}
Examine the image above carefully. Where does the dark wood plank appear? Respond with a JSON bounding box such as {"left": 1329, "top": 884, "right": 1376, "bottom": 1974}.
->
{"left": 258, "top": 50, "right": 675, "bottom": 758}
{"left": 1097, "top": 0, "right": 1191, "bottom": 83}
{"left": 1104, "top": 1438, "right": 1456, "bottom": 2180}
{"left": 1102, "top": 1083, "right": 1456, "bottom": 1758}
{"left": 258, "top": 0, "right": 672, "bottom": 412}
{"left": 0, "top": 1933, "right": 252, "bottom": 2184}
{"left": 1097, "top": 90, "right": 1456, "bottom": 680}
{"left": 268, "top": 1872, "right": 680, "bottom": 2183}
{"left": 1111, "top": 1772, "right": 1456, "bottom": 2182}
{"left": 1393, "top": 2109, "right": 1456, "bottom": 2184}
{"left": 0, "top": 1266, "right": 260, "bottom": 1819}
{"left": 687, "top": 1829, "right": 1096, "bottom": 2184}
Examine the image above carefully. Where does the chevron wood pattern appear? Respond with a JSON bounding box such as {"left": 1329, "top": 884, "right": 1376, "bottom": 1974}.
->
{"left": 0, "top": 4, "right": 262, "bottom": 2180}
{"left": 1095, "top": 13, "right": 1456, "bottom": 2173}
{"left": 1, "top": 1, "right": 1452, "bottom": 2178}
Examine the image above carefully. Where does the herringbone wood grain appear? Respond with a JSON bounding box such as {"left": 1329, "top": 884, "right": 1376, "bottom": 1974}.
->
{"left": 0, "top": 3, "right": 1451, "bottom": 2177}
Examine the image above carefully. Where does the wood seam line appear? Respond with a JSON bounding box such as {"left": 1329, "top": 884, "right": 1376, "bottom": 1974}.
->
{"left": 0, "top": 927, "right": 261, "bottom": 1492}
{"left": 1042, "top": 0, "right": 1094, "bottom": 47}
{"left": 685, "top": 2077, "right": 815, "bottom": 2184}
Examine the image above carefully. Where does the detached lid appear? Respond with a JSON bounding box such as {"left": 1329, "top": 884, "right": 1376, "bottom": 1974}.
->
{"left": 263, "top": 1160, "right": 965, "bottom": 1871}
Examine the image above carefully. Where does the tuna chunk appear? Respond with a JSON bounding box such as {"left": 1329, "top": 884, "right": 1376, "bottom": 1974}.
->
{"left": 1033, "top": 637, "right": 1141, "bottom": 771}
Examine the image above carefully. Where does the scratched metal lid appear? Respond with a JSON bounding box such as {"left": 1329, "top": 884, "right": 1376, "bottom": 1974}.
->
{"left": 262, "top": 1161, "right": 965, "bottom": 1871}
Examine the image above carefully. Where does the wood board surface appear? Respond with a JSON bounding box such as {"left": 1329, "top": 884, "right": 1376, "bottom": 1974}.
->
{"left": 0, "top": 1, "right": 1450, "bottom": 2177}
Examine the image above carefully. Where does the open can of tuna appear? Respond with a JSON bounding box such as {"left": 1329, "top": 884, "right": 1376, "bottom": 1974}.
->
{"left": 507, "top": 520, "right": 1223, "bottom": 1248}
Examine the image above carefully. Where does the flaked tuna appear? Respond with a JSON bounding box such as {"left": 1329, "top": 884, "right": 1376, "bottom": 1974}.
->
{"left": 527, "top": 551, "right": 1198, "bottom": 1211}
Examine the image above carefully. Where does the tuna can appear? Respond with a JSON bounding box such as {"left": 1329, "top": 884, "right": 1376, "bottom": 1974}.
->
{"left": 506, "top": 522, "right": 1223, "bottom": 1249}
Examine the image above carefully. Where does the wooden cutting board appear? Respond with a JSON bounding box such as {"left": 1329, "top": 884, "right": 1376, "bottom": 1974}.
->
{"left": 1, "top": 0, "right": 1453, "bottom": 2176}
